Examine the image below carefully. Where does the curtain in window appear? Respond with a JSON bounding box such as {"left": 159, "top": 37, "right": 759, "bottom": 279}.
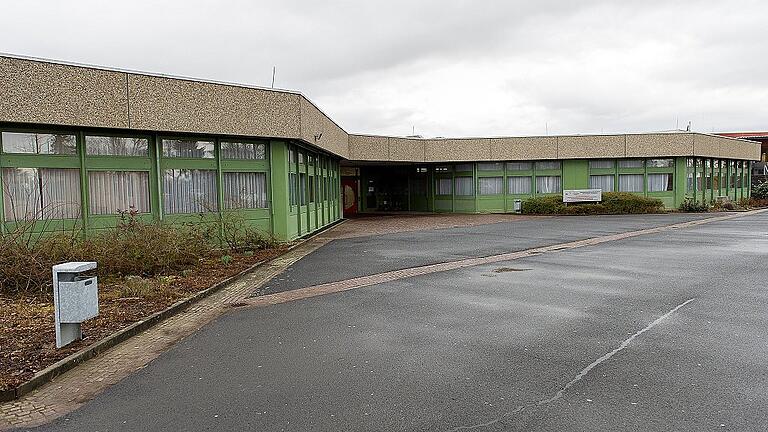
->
{"left": 589, "top": 159, "right": 614, "bottom": 169}
{"left": 507, "top": 162, "right": 532, "bottom": 171}
{"left": 647, "top": 174, "right": 672, "bottom": 192}
{"left": 618, "top": 159, "right": 643, "bottom": 168}
{"left": 508, "top": 176, "right": 532, "bottom": 194}
{"left": 2, "top": 167, "right": 81, "bottom": 220}
{"left": 222, "top": 172, "right": 267, "bottom": 209}
{"left": 478, "top": 177, "right": 503, "bottom": 195}
{"left": 536, "top": 176, "right": 561, "bottom": 193}
{"left": 477, "top": 162, "right": 504, "bottom": 171}
{"left": 163, "top": 169, "right": 218, "bottom": 214}
{"left": 454, "top": 164, "right": 474, "bottom": 172}
{"left": 535, "top": 161, "right": 561, "bottom": 170}
{"left": 455, "top": 177, "right": 474, "bottom": 196}
{"left": 436, "top": 178, "right": 452, "bottom": 195}
{"left": 589, "top": 175, "right": 614, "bottom": 191}
{"left": 619, "top": 174, "right": 644, "bottom": 192}
{"left": 89, "top": 171, "right": 150, "bottom": 215}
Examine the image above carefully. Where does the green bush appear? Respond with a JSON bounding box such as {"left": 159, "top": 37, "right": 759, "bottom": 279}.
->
{"left": 753, "top": 181, "right": 768, "bottom": 200}
{"left": 521, "top": 192, "right": 664, "bottom": 215}
{"left": 678, "top": 198, "right": 709, "bottom": 213}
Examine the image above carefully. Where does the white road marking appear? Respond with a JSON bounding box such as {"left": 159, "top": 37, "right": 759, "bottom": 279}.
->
{"left": 447, "top": 298, "right": 696, "bottom": 431}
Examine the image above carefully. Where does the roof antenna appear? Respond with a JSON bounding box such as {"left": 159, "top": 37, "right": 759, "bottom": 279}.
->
{"left": 545, "top": 122, "right": 549, "bottom": 136}
{"left": 686, "top": 121, "right": 691, "bottom": 132}
{"left": 271, "top": 66, "right": 276, "bottom": 88}
{"left": 412, "top": 125, "right": 415, "bottom": 135}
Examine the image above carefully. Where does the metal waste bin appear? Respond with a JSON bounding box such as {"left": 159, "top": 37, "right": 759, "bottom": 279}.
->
{"left": 53, "top": 262, "right": 98, "bottom": 348}
{"left": 513, "top": 199, "right": 523, "bottom": 214}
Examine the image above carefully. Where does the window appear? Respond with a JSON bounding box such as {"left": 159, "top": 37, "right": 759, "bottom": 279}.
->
{"left": 222, "top": 172, "right": 267, "bottom": 209}
{"left": 298, "top": 152, "right": 305, "bottom": 164}
{"left": 436, "top": 178, "right": 452, "bottom": 195}
{"left": 647, "top": 158, "right": 673, "bottom": 168}
{"left": 619, "top": 174, "right": 644, "bottom": 192}
{"left": 163, "top": 169, "right": 218, "bottom": 214}
{"left": 478, "top": 177, "right": 503, "bottom": 195}
{"left": 647, "top": 173, "right": 673, "bottom": 192}
{"left": 220, "top": 141, "right": 266, "bottom": 160}
{"left": 2, "top": 167, "right": 81, "bottom": 220}
{"left": 1, "top": 132, "right": 76, "bottom": 155}
{"left": 411, "top": 177, "right": 428, "bottom": 195}
{"left": 455, "top": 177, "right": 474, "bottom": 196}
{"left": 289, "top": 148, "right": 297, "bottom": 164}
{"left": 508, "top": 176, "right": 532, "bottom": 194}
{"left": 435, "top": 166, "right": 450, "bottom": 172}
{"left": 477, "top": 162, "right": 504, "bottom": 171}
{"left": 507, "top": 162, "right": 532, "bottom": 171}
{"left": 415, "top": 167, "right": 428, "bottom": 173}
{"left": 589, "top": 159, "right": 614, "bottom": 169}
{"left": 86, "top": 136, "right": 149, "bottom": 156}
{"left": 618, "top": 159, "right": 644, "bottom": 168}
{"left": 298, "top": 173, "right": 307, "bottom": 205}
{"left": 88, "top": 171, "right": 150, "bottom": 215}
{"left": 589, "top": 175, "right": 615, "bottom": 192}
{"left": 454, "top": 164, "right": 473, "bottom": 172}
{"left": 536, "top": 176, "right": 561, "bottom": 193}
{"left": 289, "top": 173, "right": 298, "bottom": 205}
{"left": 535, "top": 161, "right": 561, "bottom": 170}
{"left": 308, "top": 176, "right": 315, "bottom": 202}
{"left": 162, "top": 139, "right": 214, "bottom": 158}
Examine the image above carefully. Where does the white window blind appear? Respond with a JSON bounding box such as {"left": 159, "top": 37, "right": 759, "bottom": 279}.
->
{"left": 88, "top": 171, "right": 150, "bottom": 215}
{"left": 477, "top": 162, "right": 504, "bottom": 171}
{"left": 508, "top": 176, "right": 532, "bottom": 194}
{"left": 507, "top": 162, "right": 532, "bottom": 171}
{"left": 589, "top": 159, "right": 614, "bottom": 169}
{"left": 536, "top": 176, "right": 561, "bottom": 193}
{"left": 454, "top": 177, "right": 474, "bottom": 196}
{"left": 589, "top": 175, "right": 614, "bottom": 192}
{"left": 163, "top": 169, "right": 218, "bottom": 214}
{"left": 535, "top": 161, "right": 561, "bottom": 170}
{"left": 478, "top": 177, "right": 503, "bottom": 195}
{"left": 436, "top": 178, "right": 452, "bottom": 195}
{"left": 619, "top": 174, "right": 644, "bottom": 192}
{"left": 222, "top": 172, "right": 267, "bottom": 209}
{"left": 618, "top": 159, "right": 644, "bottom": 168}
{"left": 2, "top": 168, "right": 81, "bottom": 220}
{"left": 647, "top": 173, "right": 673, "bottom": 192}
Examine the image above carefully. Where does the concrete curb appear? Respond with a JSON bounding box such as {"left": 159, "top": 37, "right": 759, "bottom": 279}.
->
{"left": 0, "top": 219, "right": 346, "bottom": 403}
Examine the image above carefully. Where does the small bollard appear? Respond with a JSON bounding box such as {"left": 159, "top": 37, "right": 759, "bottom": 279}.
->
{"left": 52, "top": 262, "right": 99, "bottom": 348}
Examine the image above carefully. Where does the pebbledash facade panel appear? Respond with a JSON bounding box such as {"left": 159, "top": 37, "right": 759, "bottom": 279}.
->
{"left": 0, "top": 54, "right": 761, "bottom": 240}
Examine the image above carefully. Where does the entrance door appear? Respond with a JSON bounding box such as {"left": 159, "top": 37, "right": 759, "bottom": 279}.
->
{"left": 341, "top": 178, "right": 358, "bottom": 217}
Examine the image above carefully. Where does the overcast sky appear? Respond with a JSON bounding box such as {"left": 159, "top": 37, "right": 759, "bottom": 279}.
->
{"left": 1, "top": 1, "right": 766, "bottom": 137}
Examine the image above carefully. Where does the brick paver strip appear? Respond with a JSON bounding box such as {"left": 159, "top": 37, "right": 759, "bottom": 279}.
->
{"left": 1, "top": 210, "right": 764, "bottom": 430}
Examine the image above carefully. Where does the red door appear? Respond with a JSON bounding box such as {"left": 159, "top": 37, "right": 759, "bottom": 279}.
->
{"left": 342, "top": 178, "right": 358, "bottom": 217}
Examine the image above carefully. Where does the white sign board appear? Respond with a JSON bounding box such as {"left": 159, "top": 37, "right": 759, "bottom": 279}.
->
{"left": 563, "top": 189, "right": 602, "bottom": 203}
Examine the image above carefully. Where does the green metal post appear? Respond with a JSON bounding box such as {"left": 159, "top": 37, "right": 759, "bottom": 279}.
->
{"left": 77, "top": 131, "right": 89, "bottom": 237}
{"left": 269, "top": 141, "right": 291, "bottom": 241}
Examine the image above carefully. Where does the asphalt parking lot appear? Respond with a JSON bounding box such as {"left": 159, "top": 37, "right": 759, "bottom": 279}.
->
{"left": 24, "top": 212, "right": 768, "bottom": 432}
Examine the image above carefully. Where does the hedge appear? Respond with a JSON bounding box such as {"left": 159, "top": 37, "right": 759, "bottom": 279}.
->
{"left": 521, "top": 192, "right": 665, "bottom": 215}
